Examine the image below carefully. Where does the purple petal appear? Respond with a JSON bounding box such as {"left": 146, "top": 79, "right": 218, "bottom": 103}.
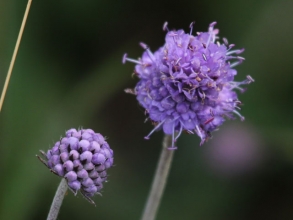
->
{"left": 80, "top": 151, "right": 93, "bottom": 164}
{"left": 77, "top": 169, "right": 89, "bottom": 179}
{"left": 65, "top": 171, "right": 77, "bottom": 182}
{"left": 92, "top": 153, "right": 106, "bottom": 165}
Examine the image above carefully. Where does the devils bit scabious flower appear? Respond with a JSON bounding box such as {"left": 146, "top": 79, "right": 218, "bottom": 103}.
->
{"left": 37, "top": 128, "right": 114, "bottom": 204}
{"left": 123, "top": 22, "right": 254, "bottom": 149}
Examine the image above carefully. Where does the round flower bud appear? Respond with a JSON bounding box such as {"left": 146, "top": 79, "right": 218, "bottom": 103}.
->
{"left": 79, "top": 140, "right": 90, "bottom": 152}
{"left": 63, "top": 160, "right": 74, "bottom": 172}
{"left": 77, "top": 169, "right": 89, "bottom": 179}
{"left": 93, "top": 177, "right": 103, "bottom": 185}
{"left": 82, "top": 178, "right": 94, "bottom": 187}
{"left": 68, "top": 180, "right": 81, "bottom": 192}
{"left": 89, "top": 170, "right": 100, "bottom": 179}
{"left": 80, "top": 151, "right": 93, "bottom": 164}
{"left": 104, "top": 160, "right": 113, "bottom": 169}
{"left": 73, "top": 160, "right": 83, "bottom": 171}
{"left": 60, "top": 152, "right": 69, "bottom": 163}
{"left": 53, "top": 164, "right": 64, "bottom": 176}
{"left": 59, "top": 144, "right": 69, "bottom": 153}
{"left": 83, "top": 185, "right": 97, "bottom": 193}
{"left": 92, "top": 153, "right": 106, "bottom": 165}
{"left": 82, "top": 132, "right": 94, "bottom": 141}
{"left": 65, "top": 171, "right": 77, "bottom": 182}
{"left": 50, "top": 155, "right": 60, "bottom": 166}
{"left": 84, "top": 162, "right": 95, "bottom": 171}
{"left": 89, "top": 141, "right": 100, "bottom": 154}
{"left": 68, "top": 137, "right": 79, "bottom": 150}
{"left": 37, "top": 128, "right": 114, "bottom": 204}
{"left": 61, "top": 137, "right": 68, "bottom": 145}
{"left": 69, "top": 150, "right": 79, "bottom": 160}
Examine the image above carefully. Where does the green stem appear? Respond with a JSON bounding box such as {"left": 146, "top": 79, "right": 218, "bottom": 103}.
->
{"left": 141, "top": 135, "right": 175, "bottom": 220}
{"left": 47, "top": 179, "right": 68, "bottom": 220}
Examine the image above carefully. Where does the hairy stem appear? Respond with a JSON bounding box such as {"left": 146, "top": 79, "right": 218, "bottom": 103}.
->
{"left": 0, "top": 0, "right": 32, "bottom": 112}
{"left": 47, "top": 179, "right": 68, "bottom": 220}
{"left": 141, "top": 135, "right": 175, "bottom": 220}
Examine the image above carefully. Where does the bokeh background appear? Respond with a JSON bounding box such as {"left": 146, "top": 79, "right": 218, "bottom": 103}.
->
{"left": 1, "top": 0, "right": 293, "bottom": 219}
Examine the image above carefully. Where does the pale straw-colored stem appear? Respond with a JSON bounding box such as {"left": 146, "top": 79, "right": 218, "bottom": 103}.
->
{"left": 0, "top": 0, "right": 32, "bottom": 112}
{"left": 141, "top": 135, "right": 175, "bottom": 220}
{"left": 47, "top": 179, "right": 68, "bottom": 220}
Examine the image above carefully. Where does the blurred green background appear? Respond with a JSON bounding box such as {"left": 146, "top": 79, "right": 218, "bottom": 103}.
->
{"left": 1, "top": 0, "right": 293, "bottom": 219}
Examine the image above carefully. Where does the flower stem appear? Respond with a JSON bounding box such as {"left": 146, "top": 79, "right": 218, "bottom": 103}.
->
{"left": 0, "top": 0, "right": 32, "bottom": 112}
{"left": 141, "top": 135, "right": 175, "bottom": 220}
{"left": 47, "top": 179, "right": 68, "bottom": 220}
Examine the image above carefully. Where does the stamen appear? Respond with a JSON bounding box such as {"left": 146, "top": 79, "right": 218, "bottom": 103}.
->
{"left": 195, "top": 125, "right": 204, "bottom": 144}
{"left": 210, "top": 108, "right": 214, "bottom": 117}
{"left": 230, "top": 61, "right": 243, "bottom": 68}
{"left": 131, "top": 70, "right": 138, "bottom": 78}
{"left": 168, "top": 63, "right": 174, "bottom": 78}
{"left": 230, "top": 76, "right": 253, "bottom": 89}
{"left": 140, "top": 42, "right": 156, "bottom": 63}
{"left": 168, "top": 32, "right": 178, "bottom": 37}
{"left": 233, "top": 110, "right": 245, "bottom": 121}
{"left": 206, "top": 22, "right": 217, "bottom": 46}
{"left": 226, "top": 48, "right": 245, "bottom": 56}
{"left": 237, "top": 48, "right": 245, "bottom": 54}
{"left": 213, "top": 29, "right": 219, "bottom": 36}
{"left": 163, "top": 22, "right": 169, "bottom": 32}
{"left": 168, "top": 123, "right": 178, "bottom": 150}
{"left": 202, "top": 53, "right": 207, "bottom": 61}
{"left": 124, "top": 88, "right": 136, "bottom": 95}
{"left": 237, "top": 56, "right": 245, "bottom": 61}
{"left": 227, "top": 44, "right": 235, "bottom": 50}
{"left": 198, "top": 88, "right": 206, "bottom": 100}
{"left": 139, "top": 42, "right": 148, "bottom": 49}
{"left": 144, "top": 120, "right": 166, "bottom": 140}
{"left": 223, "top": 38, "right": 229, "bottom": 46}
{"left": 189, "top": 21, "right": 195, "bottom": 35}
{"left": 175, "top": 57, "right": 182, "bottom": 65}
{"left": 230, "top": 76, "right": 253, "bottom": 88}
{"left": 246, "top": 75, "right": 255, "bottom": 83}
{"left": 204, "top": 117, "right": 214, "bottom": 125}
{"left": 186, "top": 130, "right": 194, "bottom": 134}
{"left": 228, "top": 82, "right": 246, "bottom": 92}
{"left": 122, "top": 54, "right": 143, "bottom": 65}
{"left": 147, "top": 90, "right": 153, "bottom": 100}
{"left": 122, "top": 53, "right": 127, "bottom": 64}
{"left": 206, "top": 32, "right": 212, "bottom": 47}
{"left": 209, "top": 21, "right": 217, "bottom": 27}
{"left": 174, "top": 124, "right": 183, "bottom": 141}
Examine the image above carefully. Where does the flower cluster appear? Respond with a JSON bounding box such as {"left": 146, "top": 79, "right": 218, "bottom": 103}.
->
{"left": 37, "top": 128, "right": 114, "bottom": 204}
{"left": 123, "top": 22, "right": 253, "bottom": 149}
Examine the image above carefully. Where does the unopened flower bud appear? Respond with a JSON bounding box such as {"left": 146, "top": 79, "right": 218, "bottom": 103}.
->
{"left": 37, "top": 128, "right": 114, "bottom": 205}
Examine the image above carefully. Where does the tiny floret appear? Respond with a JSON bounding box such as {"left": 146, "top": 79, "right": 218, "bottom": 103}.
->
{"left": 37, "top": 128, "right": 114, "bottom": 205}
{"left": 123, "top": 22, "right": 253, "bottom": 149}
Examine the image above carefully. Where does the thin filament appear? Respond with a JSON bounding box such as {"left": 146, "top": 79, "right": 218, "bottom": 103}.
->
{"left": 0, "top": 0, "right": 33, "bottom": 112}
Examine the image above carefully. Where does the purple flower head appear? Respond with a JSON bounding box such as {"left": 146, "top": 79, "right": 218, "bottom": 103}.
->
{"left": 123, "top": 22, "right": 254, "bottom": 149}
{"left": 37, "top": 128, "right": 114, "bottom": 205}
